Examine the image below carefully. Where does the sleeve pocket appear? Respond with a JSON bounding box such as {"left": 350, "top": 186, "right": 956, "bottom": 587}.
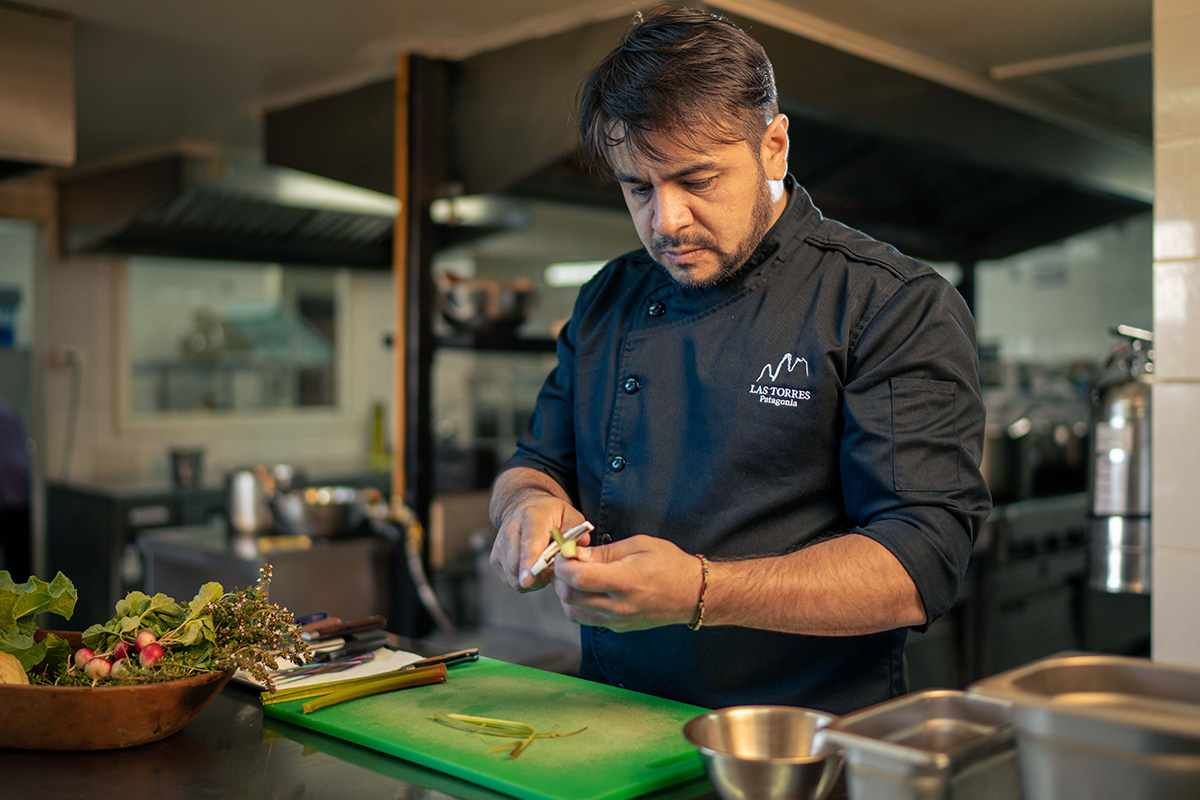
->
{"left": 890, "top": 377, "right": 960, "bottom": 492}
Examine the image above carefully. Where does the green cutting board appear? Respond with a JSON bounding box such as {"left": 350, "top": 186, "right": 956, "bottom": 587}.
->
{"left": 263, "top": 658, "right": 709, "bottom": 800}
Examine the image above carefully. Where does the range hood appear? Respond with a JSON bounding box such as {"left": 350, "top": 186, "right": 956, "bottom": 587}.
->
{"left": 267, "top": 14, "right": 1151, "bottom": 266}
{"left": 58, "top": 148, "right": 399, "bottom": 267}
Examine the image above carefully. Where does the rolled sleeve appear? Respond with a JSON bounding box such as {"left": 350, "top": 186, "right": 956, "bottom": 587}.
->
{"left": 501, "top": 314, "right": 580, "bottom": 505}
{"left": 840, "top": 274, "right": 990, "bottom": 629}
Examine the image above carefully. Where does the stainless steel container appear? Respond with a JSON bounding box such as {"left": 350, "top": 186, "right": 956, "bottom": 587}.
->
{"left": 970, "top": 653, "right": 1200, "bottom": 799}
{"left": 683, "top": 706, "right": 843, "bottom": 800}
{"left": 226, "top": 468, "right": 272, "bottom": 536}
{"left": 822, "top": 690, "right": 1018, "bottom": 800}
{"left": 270, "top": 486, "right": 366, "bottom": 538}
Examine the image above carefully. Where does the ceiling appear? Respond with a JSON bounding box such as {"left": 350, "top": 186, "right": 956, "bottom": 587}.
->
{"left": 12, "top": 0, "right": 1152, "bottom": 162}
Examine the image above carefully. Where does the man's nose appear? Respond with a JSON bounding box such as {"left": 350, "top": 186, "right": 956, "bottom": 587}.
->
{"left": 651, "top": 186, "right": 693, "bottom": 237}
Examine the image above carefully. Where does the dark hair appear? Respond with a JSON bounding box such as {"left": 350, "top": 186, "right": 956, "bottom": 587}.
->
{"left": 579, "top": 5, "right": 778, "bottom": 169}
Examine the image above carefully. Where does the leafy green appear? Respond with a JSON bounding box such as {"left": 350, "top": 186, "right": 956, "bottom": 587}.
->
{"left": 54, "top": 566, "right": 308, "bottom": 689}
{"left": 0, "top": 571, "right": 78, "bottom": 672}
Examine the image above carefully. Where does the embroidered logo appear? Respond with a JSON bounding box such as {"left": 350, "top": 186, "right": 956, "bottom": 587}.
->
{"left": 756, "top": 353, "right": 809, "bottom": 382}
{"left": 748, "top": 353, "right": 811, "bottom": 408}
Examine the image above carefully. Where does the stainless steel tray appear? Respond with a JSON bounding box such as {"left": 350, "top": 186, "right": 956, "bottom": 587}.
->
{"left": 970, "top": 652, "right": 1200, "bottom": 799}
{"left": 822, "top": 690, "right": 1018, "bottom": 800}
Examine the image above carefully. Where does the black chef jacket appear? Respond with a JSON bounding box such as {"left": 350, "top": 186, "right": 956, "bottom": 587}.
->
{"left": 504, "top": 177, "right": 990, "bottom": 715}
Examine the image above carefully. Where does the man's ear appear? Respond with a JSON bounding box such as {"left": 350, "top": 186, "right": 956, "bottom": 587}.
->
{"left": 761, "top": 114, "right": 789, "bottom": 181}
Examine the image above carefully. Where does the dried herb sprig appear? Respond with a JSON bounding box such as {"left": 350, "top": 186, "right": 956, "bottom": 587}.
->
{"left": 207, "top": 564, "right": 311, "bottom": 691}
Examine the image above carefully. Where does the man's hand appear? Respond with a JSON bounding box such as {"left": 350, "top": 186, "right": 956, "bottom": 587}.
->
{"left": 489, "top": 467, "right": 586, "bottom": 592}
{"left": 552, "top": 535, "right": 702, "bottom": 632}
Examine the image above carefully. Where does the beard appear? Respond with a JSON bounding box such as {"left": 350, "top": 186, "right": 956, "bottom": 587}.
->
{"left": 649, "top": 174, "right": 777, "bottom": 290}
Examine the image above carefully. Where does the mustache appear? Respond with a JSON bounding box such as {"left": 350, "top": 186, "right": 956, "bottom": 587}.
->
{"left": 650, "top": 232, "right": 719, "bottom": 254}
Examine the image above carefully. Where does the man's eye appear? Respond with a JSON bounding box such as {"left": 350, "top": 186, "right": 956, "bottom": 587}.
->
{"left": 684, "top": 179, "right": 712, "bottom": 191}
{"left": 629, "top": 185, "right": 652, "bottom": 198}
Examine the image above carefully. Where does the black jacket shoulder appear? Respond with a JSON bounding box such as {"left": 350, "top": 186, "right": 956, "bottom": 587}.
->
{"left": 806, "top": 217, "right": 937, "bottom": 285}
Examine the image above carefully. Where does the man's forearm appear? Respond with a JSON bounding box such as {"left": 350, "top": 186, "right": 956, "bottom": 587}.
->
{"left": 703, "top": 534, "right": 926, "bottom": 636}
{"left": 489, "top": 467, "right": 573, "bottom": 530}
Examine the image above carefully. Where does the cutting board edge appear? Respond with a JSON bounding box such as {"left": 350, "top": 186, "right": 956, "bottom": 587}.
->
{"left": 263, "top": 703, "right": 705, "bottom": 800}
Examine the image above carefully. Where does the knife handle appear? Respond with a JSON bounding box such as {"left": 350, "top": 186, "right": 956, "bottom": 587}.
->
{"left": 314, "top": 631, "right": 390, "bottom": 662}
{"left": 403, "top": 648, "right": 479, "bottom": 671}
{"left": 300, "top": 616, "right": 343, "bottom": 633}
{"left": 302, "top": 615, "right": 386, "bottom": 642}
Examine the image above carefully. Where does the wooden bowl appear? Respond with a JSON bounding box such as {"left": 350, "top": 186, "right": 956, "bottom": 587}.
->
{"left": 0, "top": 631, "right": 232, "bottom": 750}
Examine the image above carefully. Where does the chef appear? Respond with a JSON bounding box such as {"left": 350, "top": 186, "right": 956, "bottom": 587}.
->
{"left": 489, "top": 6, "right": 990, "bottom": 715}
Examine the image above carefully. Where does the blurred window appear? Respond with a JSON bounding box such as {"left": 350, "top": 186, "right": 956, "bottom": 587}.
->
{"left": 127, "top": 257, "right": 346, "bottom": 415}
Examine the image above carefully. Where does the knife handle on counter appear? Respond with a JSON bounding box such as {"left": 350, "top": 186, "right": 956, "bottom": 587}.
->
{"left": 301, "top": 615, "right": 386, "bottom": 642}
{"left": 300, "top": 616, "right": 342, "bottom": 633}
{"left": 313, "top": 630, "right": 390, "bottom": 662}
{"left": 402, "top": 648, "right": 479, "bottom": 671}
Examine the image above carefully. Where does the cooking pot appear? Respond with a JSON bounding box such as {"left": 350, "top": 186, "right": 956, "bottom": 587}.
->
{"left": 269, "top": 486, "right": 366, "bottom": 538}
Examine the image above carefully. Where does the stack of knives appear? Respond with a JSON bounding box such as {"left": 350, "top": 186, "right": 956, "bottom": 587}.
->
{"left": 298, "top": 613, "right": 389, "bottom": 662}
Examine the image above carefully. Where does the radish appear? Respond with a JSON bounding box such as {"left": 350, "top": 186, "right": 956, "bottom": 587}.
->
{"left": 84, "top": 657, "right": 112, "bottom": 681}
{"left": 113, "top": 641, "right": 132, "bottom": 661}
{"left": 139, "top": 642, "right": 164, "bottom": 668}
{"left": 111, "top": 658, "right": 129, "bottom": 678}
{"left": 74, "top": 648, "right": 94, "bottom": 669}
{"left": 134, "top": 631, "right": 157, "bottom": 651}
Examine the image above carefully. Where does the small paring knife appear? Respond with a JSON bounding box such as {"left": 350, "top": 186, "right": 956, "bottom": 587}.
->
{"left": 530, "top": 521, "right": 595, "bottom": 576}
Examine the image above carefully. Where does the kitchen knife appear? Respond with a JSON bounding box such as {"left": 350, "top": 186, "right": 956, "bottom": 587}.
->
{"left": 301, "top": 615, "right": 386, "bottom": 642}
{"left": 400, "top": 648, "right": 479, "bottom": 671}
{"left": 313, "top": 630, "right": 390, "bottom": 662}
{"left": 530, "top": 521, "right": 595, "bottom": 576}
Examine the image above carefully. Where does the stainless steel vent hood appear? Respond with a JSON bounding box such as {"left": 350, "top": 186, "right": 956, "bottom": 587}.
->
{"left": 58, "top": 147, "right": 399, "bottom": 267}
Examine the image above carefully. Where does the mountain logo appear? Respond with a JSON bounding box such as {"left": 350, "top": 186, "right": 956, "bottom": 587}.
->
{"left": 756, "top": 353, "right": 809, "bottom": 383}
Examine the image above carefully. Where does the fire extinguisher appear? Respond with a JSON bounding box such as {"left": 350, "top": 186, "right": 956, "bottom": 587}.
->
{"left": 1087, "top": 325, "right": 1153, "bottom": 594}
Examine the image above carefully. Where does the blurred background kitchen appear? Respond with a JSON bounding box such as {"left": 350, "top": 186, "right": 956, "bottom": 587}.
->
{"left": 1, "top": 0, "right": 1196, "bottom": 687}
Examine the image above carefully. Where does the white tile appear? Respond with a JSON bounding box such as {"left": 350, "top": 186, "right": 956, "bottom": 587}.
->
{"left": 1153, "top": 383, "right": 1200, "bottom": 549}
{"left": 1153, "top": 547, "right": 1200, "bottom": 667}
{"left": 1156, "top": 13, "right": 1200, "bottom": 141}
{"left": 1154, "top": 138, "right": 1200, "bottom": 261}
{"left": 1154, "top": 260, "right": 1200, "bottom": 379}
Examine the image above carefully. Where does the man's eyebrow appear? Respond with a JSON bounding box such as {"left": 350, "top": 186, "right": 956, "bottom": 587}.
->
{"left": 613, "top": 161, "right": 720, "bottom": 184}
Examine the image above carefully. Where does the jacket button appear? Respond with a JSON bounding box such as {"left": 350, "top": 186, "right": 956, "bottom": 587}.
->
{"left": 610, "top": 456, "right": 626, "bottom": 471}
{"left": 623, "top": 377, "right": 640, "bottom": 394}
{"left": 647, "top": 301, "right": 666, "bottom": 317}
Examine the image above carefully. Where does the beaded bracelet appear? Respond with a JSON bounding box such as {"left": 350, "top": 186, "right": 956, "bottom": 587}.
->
{"left": 687, "top": 554, "right": 709, "bottom": 631}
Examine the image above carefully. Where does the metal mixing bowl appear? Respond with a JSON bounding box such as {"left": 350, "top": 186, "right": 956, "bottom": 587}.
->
{"left": 684, "top": 706, "right": 843, "bottom": 800}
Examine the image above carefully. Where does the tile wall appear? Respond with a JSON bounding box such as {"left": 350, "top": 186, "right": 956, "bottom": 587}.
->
{"left": 1152, "top": 0, "right": 1200, "bottom": 667}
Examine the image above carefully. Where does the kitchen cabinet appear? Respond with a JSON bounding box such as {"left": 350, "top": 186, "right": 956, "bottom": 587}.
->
{"left": 45, "top": 471, "right": 391, "bottom": 626}
{"left": 45, "top": 480, "right": 224, "bottom": 625}
{"left": 138, "top": 524, "right": 395, "bottom": 621}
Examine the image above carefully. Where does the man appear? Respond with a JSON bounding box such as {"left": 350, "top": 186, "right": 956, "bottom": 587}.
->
{"left": 489, "top": 6, "right": 989, "bottom": 715}
{"left": 0, "top": 400, "right": 31, "bottom": 579}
